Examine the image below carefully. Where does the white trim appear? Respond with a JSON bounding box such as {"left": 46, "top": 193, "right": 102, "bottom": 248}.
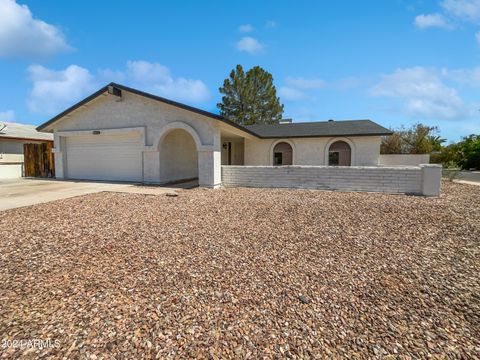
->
{"left": 56, "top": 126, "right": 145, "bottom": 137}
{"left": 269, "top": 139, "right": 296, "bottom": 165}
{"left": 55, "top": 127, "right": 146, "bottom": 152}
{"left": 153, "top": 121, "right": 205, "bottom": 151}
{"left": 324, "top": 137, "right": 356, "bottom": 166}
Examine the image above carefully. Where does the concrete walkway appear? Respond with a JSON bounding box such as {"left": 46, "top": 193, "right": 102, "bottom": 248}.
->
{"left": 454, "top": 179, "right": 480, "bottom": 186}
{"left": 0, "top": 178, "right": 193, "bottom": 211}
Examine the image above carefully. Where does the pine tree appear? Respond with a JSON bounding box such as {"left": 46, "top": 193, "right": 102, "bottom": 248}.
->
{"left": 217, "top": 65, "right": 284, "bottom": 125}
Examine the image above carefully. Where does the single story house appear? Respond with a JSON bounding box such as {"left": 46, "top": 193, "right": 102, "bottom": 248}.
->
{"left": 0, "top": 122, "right": 53, "bottom": 179}
{"left": 37, "top": 83, "right": 393, "bottom": 188}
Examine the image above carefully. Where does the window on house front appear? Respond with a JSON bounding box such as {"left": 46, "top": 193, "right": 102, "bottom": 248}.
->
{"left": 274, "top": 152, "right": 283, "bottom": 165}
{"left": 328, "top": 140, "right": 351, "bottom": 166}
{"left": 272, "top": 142, "right": 293, "bottom": 165}
{"left": 328, "top": 151, "right": 339, "bottom": 166}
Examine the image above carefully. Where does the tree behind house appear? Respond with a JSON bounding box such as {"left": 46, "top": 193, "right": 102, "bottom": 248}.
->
{"left": 402, "top": 124, "right": 441, "bottom": 154}
{"left": 381, "top": 123, "right": 443, "bottom": 154}
{"left": 217, "top": 65, "right": 284, "bottom": 125}
{"left": 455, "top": 134, "right": 480, "bottom": 170}
{"left": 380, "top": 132, "right": 403, "bottom": 154}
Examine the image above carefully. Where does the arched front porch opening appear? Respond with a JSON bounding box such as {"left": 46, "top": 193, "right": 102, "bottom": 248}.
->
{"left": 159, "top": 128, "right": 198, "bottom": 184}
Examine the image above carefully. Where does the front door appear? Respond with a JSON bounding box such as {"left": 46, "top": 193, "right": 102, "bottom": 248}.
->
{"left": 221, "top": 141, "right": 232, "bottom": 165}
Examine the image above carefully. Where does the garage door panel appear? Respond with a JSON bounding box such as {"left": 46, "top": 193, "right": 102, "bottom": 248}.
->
{"left": 65, "top": 133, "right": 143, "bottom": 182}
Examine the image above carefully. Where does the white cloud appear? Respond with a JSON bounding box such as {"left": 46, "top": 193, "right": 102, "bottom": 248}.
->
{"left": 125, "top": 60, "right": 171, "bottom": 85}
{"left": 285, "top": 77, "right": 326, "bottom": 90}
{"left": 414, "top": 13, "right": 452, "bottom": 28}
{"left": 279, "top": 77, "right": 325, "bottom": 101}
{"left": 27, "top": 60, "right": 211, "bottom": 115}
{"left": 105, "top": 60, "right": 211, "bottom": 103}
{"left": 476, "top": 30, "right": 480, "bottom": 43}
{"left": 235, "top": 37, "right": 264, "bottom": 54}
{"left": 279, "top": 76, "right": 359, "bottom": 102}
{"left": 97, "top": 68, "right": 126, "bottom": 83}
{"left": 278, "top": 86, "right": 308, "bottom": 101}
{"left": 0, "top": 0, "right": 71, "bottom": 59}
{"left": 370, "top": 67, "right": 468, "bottom": 120}
{"left": 238, "top": 24, "right": 253, "bottom": 33}
{"left": 0, "top": 110, "right": 15, "bottom": 122}
{"left": 27, "top": 64, "right": 97, "bottom": 115}
{"left": 27, "top": 60, "right": 211, "bottom": 116}
{"left": 285, "top": 107, "right": 318, "bottom": 122}
{"left": 442, "top": 66, "right": 480, "bottom": 86}
{"left": 441, "top": 0, "right": 480, "bottom": 21}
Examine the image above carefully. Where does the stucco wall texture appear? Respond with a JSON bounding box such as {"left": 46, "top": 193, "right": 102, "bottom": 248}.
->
{"left": 47, "top": 91, "right": 222, "bottom": 187}
{"left": 379, "top": 154, "right": 430, "bottom": 166}
{"left": 244, "top": 136, "right": 381, "bottom": 166}
{"left": 160, "top": 129, "right": 198, "bottom": 183}
{"left": 44, "top": 89, "right": 418, "bottom": 192}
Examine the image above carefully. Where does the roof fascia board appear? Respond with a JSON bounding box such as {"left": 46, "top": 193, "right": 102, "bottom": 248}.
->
{"left": 36, "top": 83, "right": 260, "bottom": 139}
{"left": 35, "top": 82, "right": 392, "bottom": 139}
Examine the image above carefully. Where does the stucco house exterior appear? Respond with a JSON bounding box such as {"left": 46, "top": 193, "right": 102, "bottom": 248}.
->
{"left": 37, "top": 83, "right": 393, "bottom": 188}
{"left": 0, "top": 122, "right": 53, "bottom": 179}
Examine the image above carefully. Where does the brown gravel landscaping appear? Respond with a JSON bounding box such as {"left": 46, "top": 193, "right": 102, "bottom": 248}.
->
{"left": 1, "top": 182, "right": 479, "bottom": 359}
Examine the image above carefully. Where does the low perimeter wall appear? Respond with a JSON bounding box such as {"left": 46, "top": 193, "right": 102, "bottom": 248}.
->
{"left": 222, "top": 164, "right": 442, "bottom": 196}
{"left": 379, "top": 154, "right": 430, "bottom": 166}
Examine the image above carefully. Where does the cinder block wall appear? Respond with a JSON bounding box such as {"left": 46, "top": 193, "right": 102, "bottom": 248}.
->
{"left": 221, "top": 165, "right": 442, "bottom": 196}
{"left": 379, "top": 154, "right": 430, "bottom": 166}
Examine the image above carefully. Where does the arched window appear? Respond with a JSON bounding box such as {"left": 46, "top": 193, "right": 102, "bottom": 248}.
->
{"left": 273, "top": 142, "right": 293, "bottom": 165}
{"left": 328, "top": 140, "right": 351, "bottom": 166}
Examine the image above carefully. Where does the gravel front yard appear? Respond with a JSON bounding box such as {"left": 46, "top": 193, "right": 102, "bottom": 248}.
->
{"left": 1, "top": 182, "right": 479, "bottom": 358}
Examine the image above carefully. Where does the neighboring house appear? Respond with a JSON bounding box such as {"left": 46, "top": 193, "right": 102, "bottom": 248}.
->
{"left": 0, "top": 122, "right": 53, "bottom": 179}
{"left": 36, "top": 83, "right": 392, "bottom": 187}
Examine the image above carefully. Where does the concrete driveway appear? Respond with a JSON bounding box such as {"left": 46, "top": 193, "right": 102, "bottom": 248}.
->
{"left": 0, "top": 178, "right": 186, "bottom": 211}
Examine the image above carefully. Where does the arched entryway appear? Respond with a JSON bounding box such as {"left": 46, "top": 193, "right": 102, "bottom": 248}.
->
{"left": 159, "top": 128, "right": 198, "bottom": 184}
{"left": 328, "top": 140, "right": 351, "bottom": 166}
{"left": 272, "top": 141, "right": 293, "bottom": 165}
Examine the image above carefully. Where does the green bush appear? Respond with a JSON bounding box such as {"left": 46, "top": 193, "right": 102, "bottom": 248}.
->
{"left": 455, "top": 135, "right": 480, "bottom": 170}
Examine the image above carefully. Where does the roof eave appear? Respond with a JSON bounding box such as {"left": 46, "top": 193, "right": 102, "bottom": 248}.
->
{"left": 111, "top": 83, "right": 260, "bottom": 138}
{"left": 35, "top": 83, "right": 393, "bottom": 139}
{"left": 253, "top": 132, "right": 393, "bottom": 139}
{"left": 0, "top": 135, "right": 54, "bottom": 142}
{"left": 36, "top": 83, "right": 261, "bottom": 139}
{"left": 36, "top": 85, "right": 110, "bottom": 132}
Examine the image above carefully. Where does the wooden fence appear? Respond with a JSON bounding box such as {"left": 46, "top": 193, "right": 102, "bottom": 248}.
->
{"left": 23, "top": 142, "right": 55, "bottom": 177}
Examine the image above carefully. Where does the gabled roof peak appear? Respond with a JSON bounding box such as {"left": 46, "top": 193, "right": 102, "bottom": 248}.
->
{"left": 36, "top": 83, "right": 392, "bottom": 139}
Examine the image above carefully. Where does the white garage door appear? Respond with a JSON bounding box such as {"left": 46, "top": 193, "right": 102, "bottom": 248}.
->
{"left": 65, "top": 133, "right": 143, "bottom": 182}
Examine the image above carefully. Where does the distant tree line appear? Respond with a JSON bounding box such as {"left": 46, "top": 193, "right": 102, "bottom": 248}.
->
{"left": 381, "top": 123, "right": 480, "bottom": 170}
{"left": 434, "top": 134, "right": 480, "bottom": 170}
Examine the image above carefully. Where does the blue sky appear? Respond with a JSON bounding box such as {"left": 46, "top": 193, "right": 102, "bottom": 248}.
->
{"left": 0, "top": 0, "right": 479, "bottom": 141}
